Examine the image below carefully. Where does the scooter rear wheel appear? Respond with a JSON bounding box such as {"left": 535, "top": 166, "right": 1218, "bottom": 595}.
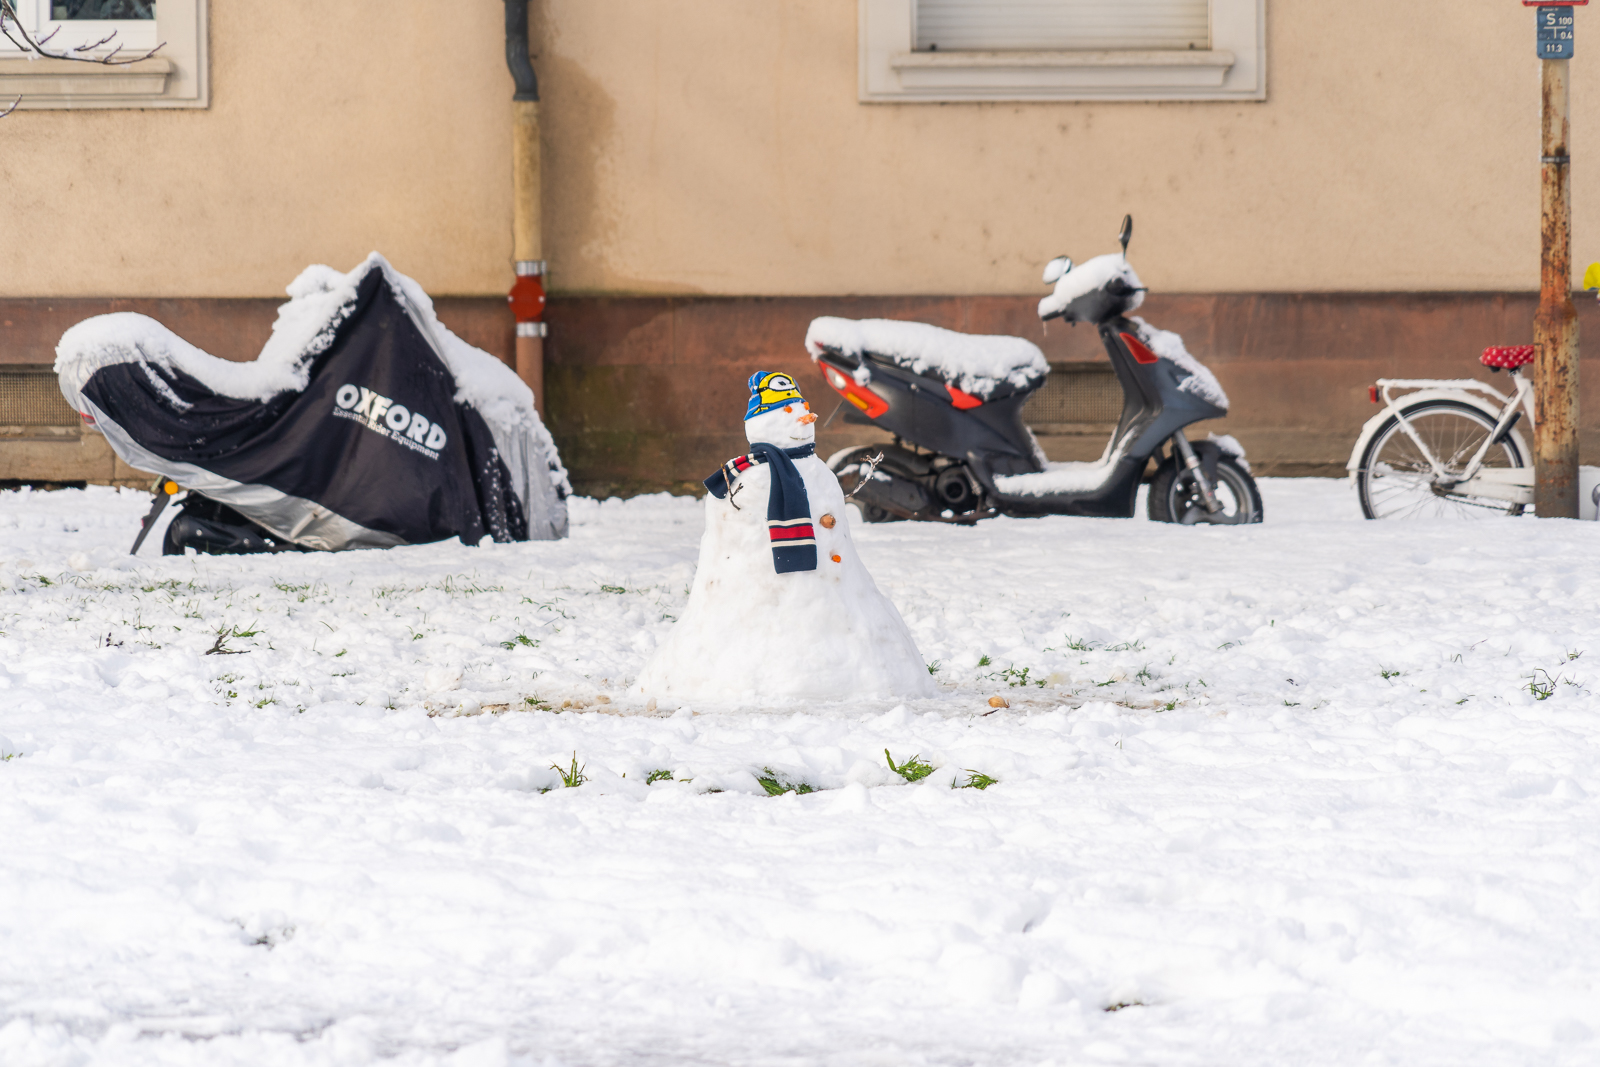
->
{"left": 827, "top": 446, "right": 899, "bottom": 523}
{"left": 1148, "top": 455, "right": 1263, "bottom": 525}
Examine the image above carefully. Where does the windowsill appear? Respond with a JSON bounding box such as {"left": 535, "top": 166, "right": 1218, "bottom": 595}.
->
{"left": 891, "top": 49, "right": 1236, "bottom": 91}
{"left": 859, "top": 0, "right": 1265, "bottom": 102}
{"left": 0, "top": 56, "right": 173, "bottom": 99}
{"left": 893, "top": 49, "right": 1236, "bottom": 70}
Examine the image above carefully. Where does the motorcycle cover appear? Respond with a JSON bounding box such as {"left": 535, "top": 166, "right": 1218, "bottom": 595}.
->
{"left": 55, "top": 253, "right": 569, "bottom": 549}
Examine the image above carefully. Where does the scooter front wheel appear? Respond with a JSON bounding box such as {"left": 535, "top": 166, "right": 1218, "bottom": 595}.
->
{"left": 1148, "top": 455, "right": 1263, "bottom": 525}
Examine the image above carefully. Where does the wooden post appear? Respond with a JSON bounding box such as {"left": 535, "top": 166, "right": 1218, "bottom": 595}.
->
{"left": 1534, "top": 55, "right": 1580, "bottom": 517}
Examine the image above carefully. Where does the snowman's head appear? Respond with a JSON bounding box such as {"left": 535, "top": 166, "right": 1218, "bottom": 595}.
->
{"left": 743, "top": 370, "right": 817, "bottom": 446}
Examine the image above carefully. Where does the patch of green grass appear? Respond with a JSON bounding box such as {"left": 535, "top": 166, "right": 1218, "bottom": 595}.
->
{"left": 1, "top": 752, "right": 20, "bottom": 762}
{"left": 1106, "top": 640, "right": 1145, "bottom": 652}
{"left": 1568, "top": 649, "right": 1585, "bottom": 661}
{"left": 600, "top": 585, "right": 627, "bottom": 595}
{"left": 1380, "top": 668, "right": 1401, "bottom": 681}
{"left": 994, "top": 665, "right": 1046, "bottom": 689}
{"left": 926, "top": 660, "right": 941, "bottom": 675}
{"left": 1527, "top": 669, "right": 1558, "bottom": 701}
{"left": 645, "top": 769, "right": 674, "bottom": 784}
{"left": 1063, "top": 636, "right": 1094, "bottom": 652}
{"left": 976, "top": 654, "right": 992, "bottom": 667}
{"left": 1134, "top": 665, "right": 1154, "bottom": 685}
{"left": 437, "top": 575, "right": 504, "bottom": 596}
{"left": 500, "top": 633, "right": 538, "bottom": 650}
{"left": 885, "top": 750, "right": 935, "bottom": 782}
{"left": 1161, "top": 700, "right": 1178, "bottom": 712}
{"left": 523, "top": 696, "right": 552, "bottom": 711}
{"left": 757, "top": 768, "right": 815, "bottom": 796}
{"left": 552, "top": 753, "right": 587, "bottom": 788}
{"left": 955, "top": 770, "right": 998, "bottom": 791}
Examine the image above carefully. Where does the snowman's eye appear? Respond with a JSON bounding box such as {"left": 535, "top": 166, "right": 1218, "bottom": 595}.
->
{"left": 768, "top": 375, "right": 795, "bottom": 391}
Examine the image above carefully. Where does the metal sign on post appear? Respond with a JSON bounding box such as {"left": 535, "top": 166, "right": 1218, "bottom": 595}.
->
{"left": 1537, "top": 4, "right": 1579, "bottom": 58}
{"left": 1524, "top": 1, "right": 1586, "bottom": 517}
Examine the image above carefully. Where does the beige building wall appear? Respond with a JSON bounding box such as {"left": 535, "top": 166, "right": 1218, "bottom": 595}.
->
{"left": 1, "top": 1, "right": 1596, "bottom": 300}
{"left": 0, "top": 1, "right": 515, "bottom": 299}
{"left": 537, "top": 0, "right": 1599, "bottom": 297}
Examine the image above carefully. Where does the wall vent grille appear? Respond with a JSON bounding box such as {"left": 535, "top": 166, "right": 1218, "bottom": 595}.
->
{"left": 0, "top": 367, "right": 80, "bottom": 427}
{"left": 1023, "top": 362, "right": 1122, "bottom": 429}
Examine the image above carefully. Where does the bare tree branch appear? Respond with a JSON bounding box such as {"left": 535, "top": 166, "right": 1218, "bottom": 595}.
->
{"left": 0, "top": 0, "right": 165, "bottom": 67}
{"left": 0, "top": 0, "right": 166, "bottom": 117}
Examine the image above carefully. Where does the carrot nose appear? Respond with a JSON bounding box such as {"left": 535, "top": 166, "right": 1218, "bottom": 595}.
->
{"left": 799, "top": 412, "right": 818, "bottom": 424}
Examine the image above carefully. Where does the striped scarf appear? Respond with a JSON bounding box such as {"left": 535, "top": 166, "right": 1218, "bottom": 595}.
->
{"left": 704, "top": 443, "right": 818, "bottom": 574}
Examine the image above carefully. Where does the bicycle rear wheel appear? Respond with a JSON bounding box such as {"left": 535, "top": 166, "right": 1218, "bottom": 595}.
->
{"left": 1356, "top": 399, "right": 1526, "bottom": 519}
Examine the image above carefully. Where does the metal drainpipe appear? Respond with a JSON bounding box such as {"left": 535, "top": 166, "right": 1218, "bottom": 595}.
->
{"left": 504, "top": 0, "right": 546, "bottom": 419}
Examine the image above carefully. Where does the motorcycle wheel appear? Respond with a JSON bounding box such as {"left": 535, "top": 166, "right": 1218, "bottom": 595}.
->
{"left": 1148, "top": 455, "right": 1263, "bottom": 525}
{"left": 827, "top": 445, "right": 900, "bottom": 523}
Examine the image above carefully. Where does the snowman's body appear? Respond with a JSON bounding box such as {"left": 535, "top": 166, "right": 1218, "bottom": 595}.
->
{"left": 635, "top": 401, "right": 934, "bottom": 703}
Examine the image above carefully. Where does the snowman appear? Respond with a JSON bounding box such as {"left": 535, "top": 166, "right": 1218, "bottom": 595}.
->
{"left": 634, "top": 371, "right": 935, "bottom": 703}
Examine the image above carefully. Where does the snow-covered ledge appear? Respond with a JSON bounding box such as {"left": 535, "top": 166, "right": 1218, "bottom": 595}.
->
{"left": 860, "top": 0, "right": 1267, "bottom": 102}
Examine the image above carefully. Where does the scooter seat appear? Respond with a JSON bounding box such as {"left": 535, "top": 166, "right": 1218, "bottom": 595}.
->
{"left": 1481, "top": 345, "right": 1535, "bottom": 370}
{"left": 806, "top": 317, "right": 1048, "bottom": 401}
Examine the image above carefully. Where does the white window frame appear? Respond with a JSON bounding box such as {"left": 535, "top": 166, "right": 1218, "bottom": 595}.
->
{"left": 860, "top": 0, "right": 1266, "bottom": 103}
{"left": 0, "top": 0, "right": 208, "bottom": 109}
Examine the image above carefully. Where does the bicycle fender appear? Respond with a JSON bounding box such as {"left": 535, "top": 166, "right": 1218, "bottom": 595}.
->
{"left": 1345, "top": 390, "right": 1523, "bottom": 483}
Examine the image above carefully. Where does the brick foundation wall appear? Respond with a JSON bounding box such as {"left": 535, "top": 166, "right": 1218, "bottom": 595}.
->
{"left": 4, "top": 293, "right": 1598, "bottom": 493}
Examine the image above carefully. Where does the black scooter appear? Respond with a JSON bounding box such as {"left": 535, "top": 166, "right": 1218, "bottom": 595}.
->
{"left": 810, "top": 217, "right": 1262, "bottom": 525}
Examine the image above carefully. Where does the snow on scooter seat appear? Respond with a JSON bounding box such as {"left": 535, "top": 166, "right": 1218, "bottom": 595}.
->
{"left": 806, "top": 317, "right": 1048, "bottom": 398}
{"left": 634, "top": 375, "right": 934, "bottom": 703}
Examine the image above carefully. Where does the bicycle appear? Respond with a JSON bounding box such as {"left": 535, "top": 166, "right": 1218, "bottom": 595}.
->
{"left": 1347, "top": 345, "right": 1599, "bottom": 520}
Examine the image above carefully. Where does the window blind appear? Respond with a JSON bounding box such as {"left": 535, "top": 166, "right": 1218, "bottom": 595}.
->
{"left": 915, "top": 0, "right": 1211, "bottom": 52}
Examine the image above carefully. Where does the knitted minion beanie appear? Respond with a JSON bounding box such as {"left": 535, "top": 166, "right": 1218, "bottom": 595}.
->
{"left": 745, "top": 371, "right": 805, "bottom": 420}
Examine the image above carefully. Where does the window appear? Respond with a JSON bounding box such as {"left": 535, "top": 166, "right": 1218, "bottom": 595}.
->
{"left": 0, "top": 0, "right": 208, "bottom": 109}
{"left": 860, "top": 0, "right": 1266, "bottom": 102}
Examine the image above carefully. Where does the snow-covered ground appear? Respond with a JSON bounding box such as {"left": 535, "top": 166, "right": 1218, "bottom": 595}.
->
{"left": 2, "top": 480, "right": 1598, "bottom": 1066}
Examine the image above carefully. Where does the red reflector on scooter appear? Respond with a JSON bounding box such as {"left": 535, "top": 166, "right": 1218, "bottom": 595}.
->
{"left": 946, "top": 384, "right": 983, "bottom": 409}
{"left": 1369, "top": 385, "right": 1380, "bottom": 404}
{"left": 822, "top": 364, "right": 889, "bottom": 418}
{"left": 1119, "top": 332, "right": 1160, "bottom": 365}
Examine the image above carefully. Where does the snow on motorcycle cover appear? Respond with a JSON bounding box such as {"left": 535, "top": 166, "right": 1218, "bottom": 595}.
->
{"left": 54, "top": 254, "right": 570, "bottom": 550}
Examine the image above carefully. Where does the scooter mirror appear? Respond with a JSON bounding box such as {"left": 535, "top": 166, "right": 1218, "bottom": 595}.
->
{"left": 1041, "top": 256, "right": 1073, "bottom": 285}
{"left": 1118, "top": 215, "right": 1133, "bottom": 256}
